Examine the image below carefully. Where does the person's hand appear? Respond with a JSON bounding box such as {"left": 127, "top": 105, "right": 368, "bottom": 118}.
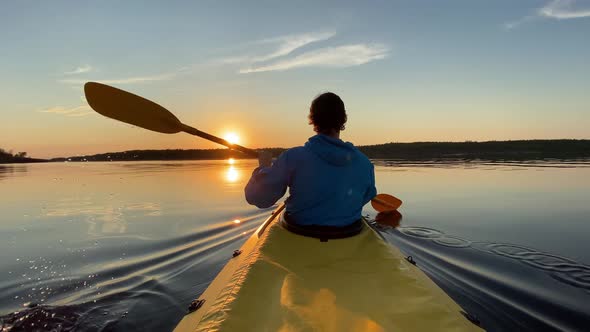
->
{"left": 258, "top": 150, "right": 273, "bottom": 167}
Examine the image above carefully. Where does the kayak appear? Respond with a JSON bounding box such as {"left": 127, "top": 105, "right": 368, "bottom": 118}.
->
{"left": 174, "top": 203, "right": 481, "bottom": 332}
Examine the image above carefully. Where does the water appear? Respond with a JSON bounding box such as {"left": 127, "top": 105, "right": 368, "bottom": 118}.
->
{"left": 1, "top": 160, "right": 589, "bottom": 331}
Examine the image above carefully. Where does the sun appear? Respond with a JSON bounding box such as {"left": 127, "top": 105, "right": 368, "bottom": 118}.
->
{"left": 224, "top": 132, "right": 240, "bottom": 145}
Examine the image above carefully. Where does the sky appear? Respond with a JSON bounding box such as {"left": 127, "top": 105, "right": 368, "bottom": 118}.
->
{"left": 1, "top": 0, "right": 589, "bottom": 159}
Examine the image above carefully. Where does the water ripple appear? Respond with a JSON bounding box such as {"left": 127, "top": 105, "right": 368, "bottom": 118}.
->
{"left": 385, "top": 226, "right": 590, "bottom": 331}
{"left": 398, "top": 226, "right": 590, "bottom": 291}
{"left": 0, "top": 211, "right": 268, "bottom": 331}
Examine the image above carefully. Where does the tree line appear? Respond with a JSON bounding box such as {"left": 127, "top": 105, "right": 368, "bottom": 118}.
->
{"left": 49, "top": 139, "right": 590, "bottom": 163}
{"left": 358, "top": 139, "right": 590, "bottom": 161}
{"left": 0, "top": 149, "right": 44, "bottom": 163}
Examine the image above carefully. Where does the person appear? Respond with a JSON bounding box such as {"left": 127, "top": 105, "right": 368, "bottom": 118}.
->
{"left": 245, "top": 92, "right": 376, "bottom": 228}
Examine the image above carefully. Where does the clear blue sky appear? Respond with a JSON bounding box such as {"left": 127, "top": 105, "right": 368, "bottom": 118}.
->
{"left": 1, "top": 0, "right": 589, "bottom": 158}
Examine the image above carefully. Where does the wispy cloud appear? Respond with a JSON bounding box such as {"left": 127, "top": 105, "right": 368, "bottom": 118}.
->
{"left": 505, "top": 0, "right": 590, "bottom": 29}
{"left": 539, "top": 0, "right": 590, "bottom": 19}
{"left": 39, "top": 105, "right": 93, "bottom": 117}
{"left": 59, "top": 70, "right": 181, "bottom": 85}
{"left": 65, "top": 65, "right": 94, "bottom": 75}
{"left": 239, "top": 43, "right": 389, "bottom": 74}
{"left": 58, "top": 32, "right": 386, "bottom": 81}
{"left": 253, "top": 31, "right": 336, "bottom": 62}
{"left": 503, "top": 16, "right": 537, "bottom": 30}
{"left": 220, "top": 31, "right": 336, "bottom": 65}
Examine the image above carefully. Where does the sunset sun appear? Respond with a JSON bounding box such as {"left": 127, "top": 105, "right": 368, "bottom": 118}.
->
{"left": 224, "top": 132, "right": 240, "bottom": 145}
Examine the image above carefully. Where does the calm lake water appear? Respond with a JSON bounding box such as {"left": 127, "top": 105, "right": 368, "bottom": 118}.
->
{"left": 1, "top": 160, "right": 590, "bottom": 331}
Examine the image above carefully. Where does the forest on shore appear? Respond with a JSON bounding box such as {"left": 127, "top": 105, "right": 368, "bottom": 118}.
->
{"left": 3, "top": 140, "right": 589, "bottom": 164}
{"left": 43, "top": 139, "right": 590, "bottom": 163}
{"left": 0, "top": 149, "right": 46, "bottom": 164}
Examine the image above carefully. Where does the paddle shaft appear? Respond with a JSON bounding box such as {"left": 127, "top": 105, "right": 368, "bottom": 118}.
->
{"left": 180, "top": 124, "right": 259, "bottom": 157}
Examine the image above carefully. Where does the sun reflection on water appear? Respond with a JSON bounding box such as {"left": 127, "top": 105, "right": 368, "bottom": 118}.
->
{"left": 225, "top": 166, "right": 239, "bottom": 182}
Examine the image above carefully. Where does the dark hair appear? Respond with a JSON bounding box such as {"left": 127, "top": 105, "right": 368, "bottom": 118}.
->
{"left": 308, "top": 92, "right": 347, "bottom": 134}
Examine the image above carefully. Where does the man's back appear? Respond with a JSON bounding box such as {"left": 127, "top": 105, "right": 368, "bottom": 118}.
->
{"left": 245, "top": 134, "right": 376, "bottom": 226}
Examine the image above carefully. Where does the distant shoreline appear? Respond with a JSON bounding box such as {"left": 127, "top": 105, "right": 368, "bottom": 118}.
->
{"left": 35, "top": 139, "right": 590, "bottom": 164}
{"left": 0, "top": 157, "right": 48, "bottom": 164}
{"left": 2, "top": 139, "right": 589, "bottom": 164}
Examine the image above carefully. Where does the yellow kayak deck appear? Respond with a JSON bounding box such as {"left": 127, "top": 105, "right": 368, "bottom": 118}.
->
{"left": 174, "top": 205, "right": 481, "bottom": 332}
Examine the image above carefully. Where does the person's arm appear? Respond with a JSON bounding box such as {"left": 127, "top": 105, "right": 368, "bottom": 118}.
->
{"left": 244, "top": 151, "right": 290, "bottom": 208}
{"left": 362, "top": 163, "right": 377, "bottom": 205}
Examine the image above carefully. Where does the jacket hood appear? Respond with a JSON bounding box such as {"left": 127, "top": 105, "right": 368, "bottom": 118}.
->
{"left": 304, "top": 134, "right": 357, "bottom": 166}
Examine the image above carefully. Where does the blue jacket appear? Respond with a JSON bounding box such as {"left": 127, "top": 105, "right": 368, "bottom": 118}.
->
{"left": 245, "top": 134, "right": 377, "bottom": 226}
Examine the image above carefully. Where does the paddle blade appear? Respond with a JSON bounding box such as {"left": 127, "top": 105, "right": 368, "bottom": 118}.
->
{"left": 84, "top": 82, "right": 182, "bottom": 134}
{"left": 371, "top": 194, "right": 403, "bottom": 212}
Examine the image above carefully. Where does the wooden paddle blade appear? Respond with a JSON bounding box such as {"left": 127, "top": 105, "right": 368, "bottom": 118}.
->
{"left": 84, "top": 82, "right": 182, "bottom": 134}
{"left": 371, "top": 193, "right": 403, "bottom": 212}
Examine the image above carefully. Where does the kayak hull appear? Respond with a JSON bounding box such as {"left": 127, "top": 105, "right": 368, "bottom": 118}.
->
{"left": 174, "top": 204, "right": 481, "bottom": 331}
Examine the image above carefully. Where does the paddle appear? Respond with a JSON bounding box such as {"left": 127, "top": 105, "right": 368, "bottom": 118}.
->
{"left": 84, "top": 82, "right": 403, "bottom": 211}
{"left": 371, "top": 193, "right": 403, "bottom": 212}
{"left": 84, "top": 82, "right": 258, "bottom": 157}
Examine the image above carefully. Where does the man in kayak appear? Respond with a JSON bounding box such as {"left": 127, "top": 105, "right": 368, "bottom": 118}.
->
{"left": 245, "top": 92, "right": 377, "bottom": 228}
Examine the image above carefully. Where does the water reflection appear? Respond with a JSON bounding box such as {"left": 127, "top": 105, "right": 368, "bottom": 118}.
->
{"left": 223, "top": 158, "right": 244, "bottom": 183}
{"left": 387, "top": 226, "right": 590, "bottom": 331}
{"left": 225, "top": 166, "right": 240, "bottom": 183}
{"left": 2, "top": 160, "right": 590, "bottom": 331}
{"left": 0, "top": 164, "right": 28, "bottom": 180}
{"left": 374, "top": 210, "right": 402, "bottom": 229}
{"left": 43, "top": 198, "right": 162, "bottom": 235}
